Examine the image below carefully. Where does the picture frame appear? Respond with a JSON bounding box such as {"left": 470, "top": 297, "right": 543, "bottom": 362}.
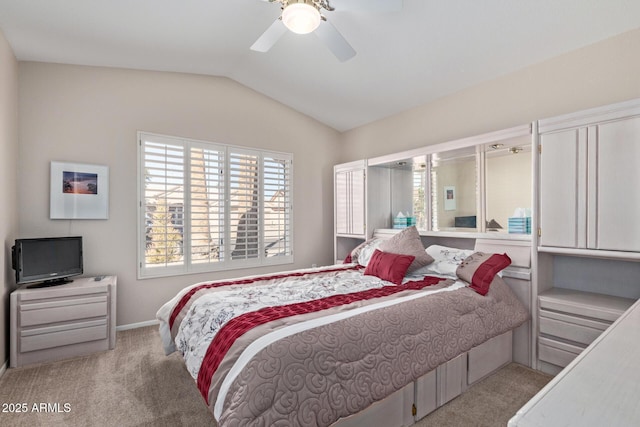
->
{"left": 444, "top": 185, "right": 456, "bottom": 211}
{"left": 50, "top": 161, "right": 109, "bottom": 219}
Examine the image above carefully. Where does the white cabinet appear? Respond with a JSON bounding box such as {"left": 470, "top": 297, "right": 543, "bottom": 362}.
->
{"left": 537, "top": 288, "right": 634, "bottom": 375}
{"left": 594, "top": 117, "right": 640, "bottom": 251}
{"left": 334, "top": 160, "right": 368, "bottom": 263}
{"left": 538, "top": 128, "right": 583, "bottom": 248}
{"left": 510, "top": 299, "right": 640, "bottom": 427}
{"left": 10, "top": 276, "right": 117, "bottom": 367}
{"left": 535, "top": 98, "right": 640, "bottom": 372}
{"left": 539, "top": 102, "right": 640, "bottom": 252}
{"left": 335, "top": 160, "right": 366, "bottom": 237}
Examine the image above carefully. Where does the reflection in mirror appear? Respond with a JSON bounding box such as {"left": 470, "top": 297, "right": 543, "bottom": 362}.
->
{"left": 430, "top": 147, "right": 478, "bottom": 231}
{"left": 485, "top": 141, "right": 532, "bottom": 233}
{"left": 412, "top": 163, "right": 427, "bottom": 230}
{"left": 387, "top": 157, "right": 428, "bottom": 231}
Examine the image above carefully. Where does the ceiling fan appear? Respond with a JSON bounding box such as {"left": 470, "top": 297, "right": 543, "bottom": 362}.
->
{"left": 251, "top": 0, "right": 402, "bottom": 62}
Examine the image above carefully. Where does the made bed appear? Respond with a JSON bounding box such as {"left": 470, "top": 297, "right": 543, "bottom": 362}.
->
{"left": 157, "top": 227, "right": 529, "bottom": 426}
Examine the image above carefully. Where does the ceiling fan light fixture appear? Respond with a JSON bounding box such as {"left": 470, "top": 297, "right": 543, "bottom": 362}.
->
{"left": 282, "top": 2, "right": 321, "bottom": 34}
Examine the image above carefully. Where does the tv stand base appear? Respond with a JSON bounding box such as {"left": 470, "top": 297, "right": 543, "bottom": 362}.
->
{"left": 10, "top": 276, "right": 117, "bottom": 368}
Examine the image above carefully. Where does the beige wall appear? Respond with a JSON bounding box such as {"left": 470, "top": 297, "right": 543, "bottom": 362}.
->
{"left": 8, "top": 26, "right": 640, "bottom": 352}
{"left": 0, "top": 30, "right": 19, "bottom": 367}
{"left": 18, "top": 63, "right": 341, "bottom": 326}
{"left": 340, "top": 28, "right": 640, "bottom": 162}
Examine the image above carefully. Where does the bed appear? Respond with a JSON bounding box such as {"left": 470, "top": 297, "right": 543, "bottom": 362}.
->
{"left": 157, "top": 227, "right": 529, "bottom": 426}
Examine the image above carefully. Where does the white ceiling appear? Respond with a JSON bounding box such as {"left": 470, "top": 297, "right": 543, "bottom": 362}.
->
{"left": 1, "top": 0, "right": 639, "bottom": 131}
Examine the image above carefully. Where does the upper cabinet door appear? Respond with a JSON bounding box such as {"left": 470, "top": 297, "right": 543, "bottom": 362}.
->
{"left": 349, "top": 168, "right": 366, "bottom": 236}
{"left": 335, "top": 169, "right": 349, "bottom": 235}
{"left": 539, "top": 129, "right": 587, "bottom": 248}
{"left": 335, "top": 162, "right": 366, "bottom": 237}
{"left": 594, "top": 117, "right": 640, "bottom": 251}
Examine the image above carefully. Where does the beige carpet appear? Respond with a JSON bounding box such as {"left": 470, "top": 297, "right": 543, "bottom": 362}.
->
{"left": 0, "top": 326, "right": 551, "bottom": 427}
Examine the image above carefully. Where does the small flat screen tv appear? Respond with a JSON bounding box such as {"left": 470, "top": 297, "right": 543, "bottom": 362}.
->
{"left": 12, "top": 236, "right": 83, "bottom": 288}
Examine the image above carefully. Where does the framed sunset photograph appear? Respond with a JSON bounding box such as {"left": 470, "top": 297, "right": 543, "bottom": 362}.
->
{"left": 51, "top": 161, "right": 109, "bottom": 219}
{"left": 62, "top": 171, "right": 98, "bottom": 194}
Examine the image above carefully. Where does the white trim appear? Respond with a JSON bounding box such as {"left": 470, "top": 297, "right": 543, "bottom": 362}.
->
{"left": 537, "top": 246, "right": 640, "bottom": 262}
{"left": 0, "top": 360, "right": 7, "bottom": 378}
{"left": 373, "top": 228, "right": 532, "bottom": 242}
{"left": 367, "top": 124, "right": 531, "bottom": 167}
{"left": 116, "top": 319, "right": 159, "bottom": 331}
{"left": 538, "top": 98, "right": 640, "bottom": 133}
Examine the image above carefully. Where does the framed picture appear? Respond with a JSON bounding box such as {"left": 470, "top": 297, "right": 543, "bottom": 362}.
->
{"left": 50, "top": 161, "right": 109, "bottom": 219}
{"left": 444, "top": 185, "right": 456, "bottom": 211}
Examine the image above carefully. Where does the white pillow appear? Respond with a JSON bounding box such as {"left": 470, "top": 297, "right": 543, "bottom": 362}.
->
{"left": 413, "top": 245, "right": 474, "bottom": 278}
{"left": 357, "top": 239, "right": 383, "bottom": 267}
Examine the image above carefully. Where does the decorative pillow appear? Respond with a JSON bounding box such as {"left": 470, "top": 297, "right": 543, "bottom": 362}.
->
{"left": 456, "top": 252, "right": 512, "bottom": 296}
{"left": 364, "top": 250, "right": 415, "bottom": 285}
{"left": 355, "top": 238, "right": 384, "bottom": 267}
{"left": 378, "top": 226, "right": 434, "bottom": 273}
{"left": 414, "top": 245, "right": 475, "bottom": 278}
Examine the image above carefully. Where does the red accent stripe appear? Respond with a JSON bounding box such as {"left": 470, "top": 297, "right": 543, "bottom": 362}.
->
{"left": 197, "top": 276, "right": 443, "bottom": 404}
{"left": 169, "top": 266, "right": 362, "bottom": 330}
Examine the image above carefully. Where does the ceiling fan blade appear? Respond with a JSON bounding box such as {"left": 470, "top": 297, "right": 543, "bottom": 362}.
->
{"left": 251, "top": 19, "right": 287, "bottom": 53}
{"left": 314, "top": 20, "right": 356, "bottom": 62}
{"left": 331, "top": 0, "right": 403, "bottom": 13}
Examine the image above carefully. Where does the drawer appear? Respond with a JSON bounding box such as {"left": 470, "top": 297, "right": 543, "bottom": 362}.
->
{"left": 20, "top": 295, "right": 108, "bottom": 327}
{"left": 538, "top": 336, "right": 584, "bottom": 368}
{"left": 20, "top": 319, "right": 108, "bottom": 353}
{"left": 538, "top": 289, "right": 635, "bottom": 322}
{"left": 468, "top": 331, "right": 512, "bottom": 385}
{"left": 539, "top": 309, "right": 609, "bottom": 346}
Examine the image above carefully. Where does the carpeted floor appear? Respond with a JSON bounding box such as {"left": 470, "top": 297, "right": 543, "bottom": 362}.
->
{"left": 0, "top": 326, "right": 551, "bottom": 427}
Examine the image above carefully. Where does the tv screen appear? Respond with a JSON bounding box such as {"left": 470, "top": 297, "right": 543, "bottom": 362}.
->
{"left": 13, "top": 236, "right": 83, "bottom": 286}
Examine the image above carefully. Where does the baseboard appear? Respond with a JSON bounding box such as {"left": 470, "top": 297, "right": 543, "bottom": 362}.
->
{"left": 0, "top": 360, "right": 7, "bottom": 378}
{"left": 116, "top": 319, "right": 159, "bottom": 331}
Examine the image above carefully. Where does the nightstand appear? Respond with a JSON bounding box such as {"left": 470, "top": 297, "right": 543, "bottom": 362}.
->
{"left": 10, "top": 276, "right": 117, "bottom": 368}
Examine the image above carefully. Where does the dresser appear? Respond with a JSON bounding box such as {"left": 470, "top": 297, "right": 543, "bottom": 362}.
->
{"left": 510, "top": 297, "right": 640, "bottom": 426}
{"left": 10, "top": 276, "right": 117, "bottom": 368}
{"left": 537, "top": 288, "right": 635, "bottom": 375}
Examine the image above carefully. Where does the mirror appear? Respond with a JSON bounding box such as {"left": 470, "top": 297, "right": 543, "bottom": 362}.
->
{"left": 376, "top": 156, "right": 428, "bottom": 231}
{"left": 485, "top": 138, "right": 532, "bottom": 234}
{"left": 430, "top": 147, "right": 478, "bottom": 232}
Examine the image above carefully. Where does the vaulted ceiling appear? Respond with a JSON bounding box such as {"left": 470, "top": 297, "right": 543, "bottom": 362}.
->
{"left": 1, "top": 0, "right": 639, "bottom": 131}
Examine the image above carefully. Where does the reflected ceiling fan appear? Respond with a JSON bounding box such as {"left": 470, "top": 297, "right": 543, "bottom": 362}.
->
{"left": 251, "top": 0, "right": 402, "bottom": 62}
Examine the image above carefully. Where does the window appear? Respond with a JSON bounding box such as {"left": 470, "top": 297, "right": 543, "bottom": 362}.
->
{"left": 138, "top": 132, "right": 293, "bottom": 278}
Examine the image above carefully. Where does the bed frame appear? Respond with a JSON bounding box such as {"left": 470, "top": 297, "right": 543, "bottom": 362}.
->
{"left": 330, "top": 229, "right": 532, "bottom": 427}
{"left": 332, "top": 330, "right": 513, "bottom": 427}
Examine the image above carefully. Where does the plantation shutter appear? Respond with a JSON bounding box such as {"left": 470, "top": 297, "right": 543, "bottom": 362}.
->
{"left": 413, "top": 167, "right": 427, "bottom": 230}
{"left": 190, "top": 143, "right": 225, "bottom": 266}
{"left": 263, "top": 154, "right": 292, "bottom": 258}
{"left": 141, "top": 134, "right": 186, "bottom": 271}
{"left": 228, "top": 150, "right": 260, "bottom": 261}
{"left": 139, "top": 132, "right": 293, "bottom": 278}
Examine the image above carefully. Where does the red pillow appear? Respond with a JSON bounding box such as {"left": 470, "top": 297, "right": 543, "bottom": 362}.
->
{"left": 364, "top": 249, "right": 415, "bottom": 285}
{"left": 456, "top": 252, "right": 511, "bottom": 295}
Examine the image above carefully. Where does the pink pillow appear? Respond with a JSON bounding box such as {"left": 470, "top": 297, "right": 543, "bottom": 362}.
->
{"left": 364, "top": 250, "right": 415, "bottom": 285}
{"left": 456, "top": 252, "right": 511, "bottom": 295}
{"left": 378, "top": 226, "right": 433, "bottom": 273}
